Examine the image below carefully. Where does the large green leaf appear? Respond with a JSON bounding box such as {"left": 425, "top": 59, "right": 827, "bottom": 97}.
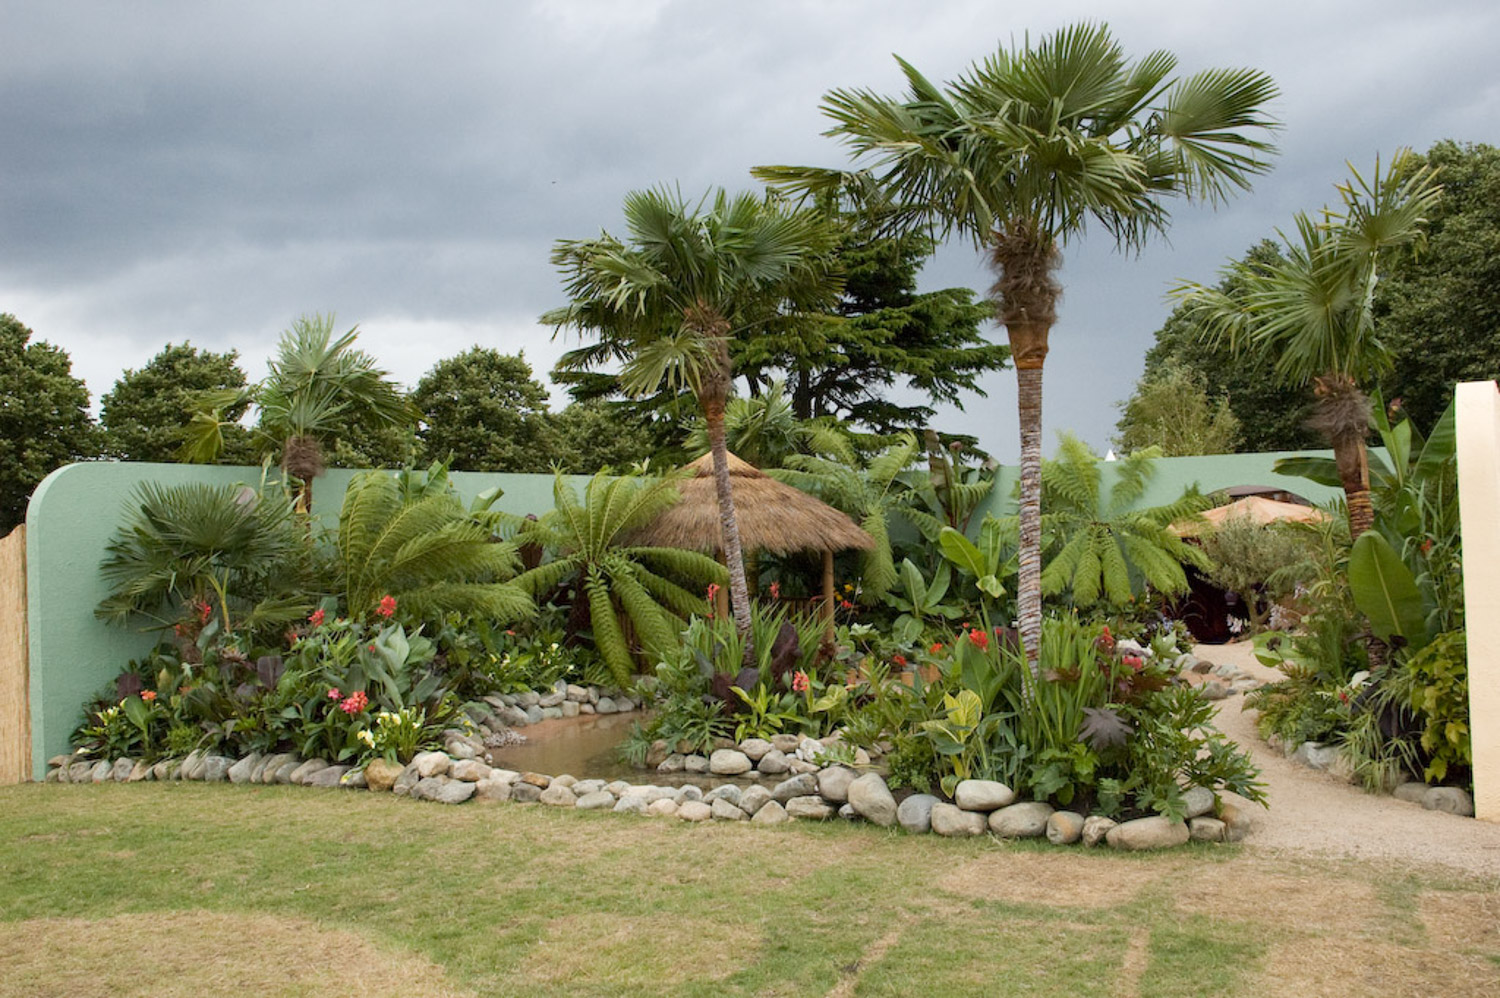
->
{"left": 1348, "top": 531, "right": 1430, "bottom": 649}
{"left": 939, "top": 527, "right": 987, "bottom": 578}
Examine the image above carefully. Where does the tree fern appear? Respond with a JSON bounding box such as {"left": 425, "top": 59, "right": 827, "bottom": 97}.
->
{"left": 1039, "top": 434, "right": 1212, "bottom": 609}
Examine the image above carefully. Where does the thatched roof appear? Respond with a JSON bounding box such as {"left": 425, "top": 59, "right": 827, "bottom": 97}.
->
{"left": 1171, "top": 495, "right": 1330, "bottom": 538}
{"left": 629, "top": 452, "right": 875, "bottom": 556}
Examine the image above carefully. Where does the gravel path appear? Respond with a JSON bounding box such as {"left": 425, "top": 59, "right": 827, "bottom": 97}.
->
{"left": 1196, "top": 640, "right": 1500, "bottom": 879}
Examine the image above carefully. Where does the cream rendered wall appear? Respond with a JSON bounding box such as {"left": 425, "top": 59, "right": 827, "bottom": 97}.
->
{"left": 1456, "top": 381, "right": 1500, "bottom": 822}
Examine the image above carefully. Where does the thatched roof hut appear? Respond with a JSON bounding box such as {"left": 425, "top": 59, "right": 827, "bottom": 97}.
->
{"left": 630, "top": 452, "right": 874, "bottom": 556}
{"left": 1171, "top": 495, "right": 1330, "bottom": 538}
{"left": 630, "top": 452, "right": 873, "bottom": 633}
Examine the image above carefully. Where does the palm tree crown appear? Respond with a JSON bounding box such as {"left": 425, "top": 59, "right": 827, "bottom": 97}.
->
{"left": 545, "top": 188, "right": 841, "bottom": 645}
{"left": 756, "top": 22, "right": 1278, "bottom": 672}
{"left": 1172, "top": 152, "right": 1441, "bottom": 536}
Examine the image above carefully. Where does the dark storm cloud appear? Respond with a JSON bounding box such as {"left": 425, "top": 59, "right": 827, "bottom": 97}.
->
{"left": 2, "top": 1, "right": 1498, "bottom": 458}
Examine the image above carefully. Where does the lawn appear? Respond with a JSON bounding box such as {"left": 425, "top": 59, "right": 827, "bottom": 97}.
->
{"left": 1, "top": 783, "right": 1496, "bottom": 997}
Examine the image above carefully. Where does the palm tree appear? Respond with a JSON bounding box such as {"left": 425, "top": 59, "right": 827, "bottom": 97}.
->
{"left": 756, "top": 23, "right": 1278, "bottom": 672}
{"left": 544, "top": 188, "right": 840, "bottom": 642}
{"left": 1172, "top": 153, "right": 1440, "bottom": 537}
{"left": 183, "top": 314, "right": 415, "bottom": 513}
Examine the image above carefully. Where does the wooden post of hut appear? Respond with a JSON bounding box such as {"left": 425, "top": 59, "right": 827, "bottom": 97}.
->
{"left": 822, "top": 550, "right": 836, "bottom": 645}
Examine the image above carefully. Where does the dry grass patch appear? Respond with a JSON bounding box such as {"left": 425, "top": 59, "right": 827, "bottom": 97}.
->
{"left": 1256, "top": 933, "right": 1499, "bottom": 998}
{"left": 939, "top": 848, "right": 1189, "bottom": 910}
{"left": 519, "top": 911, "right": 749, "bottom": 989}
{"left": 1170, "top": 860, "right": 1381, "bottom": 935}
{"left": 0, "top": 910, "right": 474, "bottom": 998}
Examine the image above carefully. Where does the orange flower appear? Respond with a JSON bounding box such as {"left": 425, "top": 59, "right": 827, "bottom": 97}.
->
{"left": 141, "top": 690, "right": 157, "bottom": 702}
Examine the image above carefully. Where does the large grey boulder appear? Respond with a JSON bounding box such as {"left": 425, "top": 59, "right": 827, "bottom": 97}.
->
{"left": 1423, "top": 786, "right": 1475, "bottom": 816}
{"left": 750, "top": 800, "right": 789, "bottom": 825}
{"left": 227, "top": 754, "right": 263, "bottom": 784}
{"left": 576, "top": 791, "right": 616, "bottom": 811}
{"left": 1181, "top": 786, "right": 1217, "bottom": 819}
{"left": 738, "top": 784, "right": 773, "bottom": 817}
{"left": 1106, "top": 816, "right": 1190, "bottom": 851}
{"left": 711, "top": 798, "right": 747, "bottom": 821}
{"left": 201, "top": 755, "right": 234, "bottom": 782}
{"left": 709, "top": 749, "right": 753, "bottom": 775}
{"left": 771, "top": 774, "right": 820, "bottom": 802}
{"left": 897, "top": 794, "right": 938, "bottom": 834}
{"left": 305, "top": 765, "right": 351, "bottom": 788}
{"left": 988, "top": 801, "right": 1053, "bottom": 838}
{"left": 953, "top": 779, "right": 1015, "bottom": 812}
{"left": 1046, "top": 810, "right": 1085, "bottom": 845}
{"left": 816, "top": 766, "right": 858, "bottom": 804}
{"left": 785, "top": 796, "right": 835, "bottom": 821}
{"left": 847, "top": 773, "right": 898, "bottom": 827}
{"left": 930, "top": 802, "right": 987, "bottom": 837}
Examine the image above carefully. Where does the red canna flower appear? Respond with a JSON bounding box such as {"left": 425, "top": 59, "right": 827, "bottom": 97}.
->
{"left": 705, "top": 583, "right": 721, "bottom": 602}
{"left": 375, "top": 595, "right": 397, "bottom": 618}
{"left": 930, "top": 642, "right": 944, "bottom": 654}
{"left": 892, "top": 654, "right": 908, "bottom": 667}
{"left": 968, "top": 628, "right": 990, "bottom": 651}
{"left": 792, "top": 671, "right": 810, "bottom": 693}
{"left": 839, "top": 598, "right": 855, "bottom": 611}
{"left": 769, "top": 581, "right": 781, "bottom": 599}
{"left": 340, "top": 691, "right": 369, "bottom": 714}
{"left": 1122, "top": 654, "right": 1144, "bottom": 672}
{"left": 308, "top": 608, "right": 326, "bottom": 627}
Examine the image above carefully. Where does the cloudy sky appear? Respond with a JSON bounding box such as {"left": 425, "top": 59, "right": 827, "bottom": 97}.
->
{"left": 4, "top": 1, "right": 1497, "bottom": 461}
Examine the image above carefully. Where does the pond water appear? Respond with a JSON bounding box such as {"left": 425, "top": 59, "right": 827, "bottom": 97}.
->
{"left": 483, "top": 711, "right": 768, "bottom": 787}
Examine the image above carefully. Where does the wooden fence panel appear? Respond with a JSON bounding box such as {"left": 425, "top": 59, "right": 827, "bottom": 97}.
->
{"left": 0, "top": 525, "right": 29, "bottom": 784}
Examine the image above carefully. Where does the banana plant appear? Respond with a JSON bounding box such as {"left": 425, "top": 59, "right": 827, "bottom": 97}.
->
{"left": 881, "top": 558, "right": 962, "bottom": 645}
{"left": 1348, "top": 531, "right": 1431, "bottom": 652}
{"left": 918, "top": 688, "right": 1002, "bottom": 797}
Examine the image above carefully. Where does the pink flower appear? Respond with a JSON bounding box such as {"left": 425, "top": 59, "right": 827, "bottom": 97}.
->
{"left": 375, "top": 595, "right": 397, "bottom": 618}
{"left": 705, "top": 583, "right": 721, "bottom": 601}
{"left": 792, "top": 671, "right": 810, "bottom": 693}
{"left": 769, "top": 581, "right": 781, "bottom": 599}
{"left": 308, "top": 608, "right": 326, "bottom": 627}
{"left": 340, "top": 691, "right": 369, "bottom": 714}
{"left": 327, "top": 688, "right": 341, "bottom": 700}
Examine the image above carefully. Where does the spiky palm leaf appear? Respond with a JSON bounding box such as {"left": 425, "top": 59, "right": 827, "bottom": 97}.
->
{"left": 96, "top": 481, "right": 309, "bottom": 630}
{"left": 514, "top": 471, "right": 727, "bottom": 685}
{"left": 773, "top": 432, "right": 920, "bottom": 600}
{"left": 1038, "top": 434, "right": 1211, "bottom": 607}
{"left": 336, "top": 468, "right": 532, "bottom": 624}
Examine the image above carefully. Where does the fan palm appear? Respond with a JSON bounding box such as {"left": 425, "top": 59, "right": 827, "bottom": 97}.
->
{"left": 183, "top": 314, "right": 415, "bottom": 513}
{"left": 544, "top": 188, "right": 840, "bottom": 644}
{"left": 513, "top": 471, "right": 727, "bottom": 686}
{"left": 756, "top": 22, "right": 1278, "bottom": 672}
{"left": 96, "top": 481, "right": 310, "bottom": 634}
{"left": 1172, "top": 153, "right": 1441, "bottom": 537}
{"left": 335, "top": 464, "right": 535, "bottom": 625}
{"left": 1037, "top": 434, "right": 1212, "bottom": 608}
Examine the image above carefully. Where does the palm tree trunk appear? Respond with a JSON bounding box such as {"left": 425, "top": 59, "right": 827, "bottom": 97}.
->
{"left": 1015, "top": 364, "right": 1045, "bottom": 677}
{"left": 704, "top": 397, "right": 753, "bottom": 643}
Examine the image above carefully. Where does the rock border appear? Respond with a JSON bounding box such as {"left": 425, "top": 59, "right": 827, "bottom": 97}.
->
{"left": 45, "top": 736, "right": 1250, "bottom": 851}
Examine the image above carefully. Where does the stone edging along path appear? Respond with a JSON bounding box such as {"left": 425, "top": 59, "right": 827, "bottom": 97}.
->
{"left": 45, "top": 723, "right": 1253, "bottom": 853}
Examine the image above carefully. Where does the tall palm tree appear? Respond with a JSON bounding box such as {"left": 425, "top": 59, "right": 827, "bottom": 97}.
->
{"left": 756, "top": 23, "right": 1278, "bottom": 672}
{"left": 183, "top": 314, "right": 415, "bottom": 513}
{"left": 544, "top": 188, "right": 840, "bottom": 642}
{"left": 1172, "top": 154, "right": 1441, "bottom": 538}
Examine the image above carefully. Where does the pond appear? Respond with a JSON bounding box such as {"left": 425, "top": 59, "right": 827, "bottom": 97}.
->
{"left": 483, "top": 711, "right": 770, "bottom": 786}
